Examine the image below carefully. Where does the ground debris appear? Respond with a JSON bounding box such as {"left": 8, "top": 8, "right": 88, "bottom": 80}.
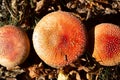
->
{"left": 0, "top": 65, "right": 24, "bottom": 79}
{"left": 27, "top": 62, "right": 58, "bottom": 80}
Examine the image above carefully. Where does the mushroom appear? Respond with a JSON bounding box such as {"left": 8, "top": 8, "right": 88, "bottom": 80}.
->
{"left": 32, "top": 11, "right": 86, "bottom": 68}
{"left": 92, "top": 23, "right": 120, "bottom": 66}
{"left": 0, "top": 25, "right": 30, "bottom": 69}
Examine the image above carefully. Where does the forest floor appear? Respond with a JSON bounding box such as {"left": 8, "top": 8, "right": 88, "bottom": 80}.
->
{"left": 0, "top": 0, "right": 120, "bottom": 80}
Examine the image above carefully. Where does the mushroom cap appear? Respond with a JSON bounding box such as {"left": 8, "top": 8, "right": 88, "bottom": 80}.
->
{"left": 32, "top": 11, "right": 86, "bottom": 68}
{"left": 92, "top": 23, "right": 120, "bottom": 66}
{"left": 0, "top": 25, "right": 30, "bottom": 69}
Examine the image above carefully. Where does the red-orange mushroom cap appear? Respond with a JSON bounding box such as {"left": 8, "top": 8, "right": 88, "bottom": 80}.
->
{"left": 0, "top": 25, "right": 30, "bottom": 69}
{"left": 32, "top": 11, "right": 86, "bottom": 68}
{"left": 92, "top": 23, "right": 120, "bottom": 66}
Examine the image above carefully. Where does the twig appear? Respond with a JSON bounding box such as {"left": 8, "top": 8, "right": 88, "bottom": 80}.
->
{"left": 3, "top": 0, "right": 17, "bottom": 20}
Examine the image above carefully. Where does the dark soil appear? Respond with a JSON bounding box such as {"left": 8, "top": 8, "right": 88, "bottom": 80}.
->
{"left": 0, "top": 0, "right": 120, "bottom": 80}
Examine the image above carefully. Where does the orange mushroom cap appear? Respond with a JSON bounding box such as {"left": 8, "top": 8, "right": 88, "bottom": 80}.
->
{"left": 32, "top": 11, "right": 86, "bottom": 68}
{"left": 0, "top": 25, "right": 30, "bottom": 69}
{"left": 92, "top": 23, "right": 120, "bottom": 66}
